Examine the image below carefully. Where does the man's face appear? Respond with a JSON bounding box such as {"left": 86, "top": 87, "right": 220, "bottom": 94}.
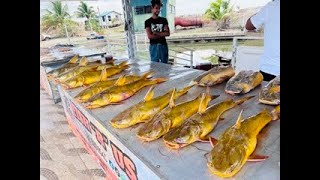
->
{"left": 152, "top": 4, "right": 161, "bottom": 16}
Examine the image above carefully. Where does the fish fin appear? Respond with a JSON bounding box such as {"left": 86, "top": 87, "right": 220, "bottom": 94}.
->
{"left": 210, "top": 94, "right": 220, "bottom": 101}
{"left": 198, "top": 93, "right": 209, "bottom": 114}
{"left": 121, "top": 64, "right": 130, "bottom": 70}
{"left": 189, "top": 80, "right": 198, "bottom": 86}
{"left": 86, "top": 103, "right": 101, "bottom": 109}
{"left": 169, "top": 88, "right": 177, "bottom": 108}
{"left": 114, "top": 75, "right": 126, "bottom": 86}
{"left": 189, "top": 81, "right": 198, "bottom": 86}
{"left": 209, "top": 136, "right": 218, "bottom": 147}
{"left": 61, "top": 83, "right": 71, "bottom": 89}
{"left": 235, "top": 95, "right": 255, "bottom": 105}
{"left": 83, "top": 84, "right": 91, "bottom": 87}
{"left": 219, "top": 117, "right": 225, "bottom": 121}
{"left": 198, "top": 137, "right": 210, "bottom": 142}
{"left": 141, "top": 71, "right": 154, "bottom": 79}
{"left": 153, "top": 77, "right": 168, "bottom": 84}
{"left": 99, "top": 67, "right": 108, "bottom": 81}
{"left": 235, "top": 109, "right": 244, "bottom": 129}
{"left": 69, "top": 55, "right": 79, "bottom": 64}
{"left": 144, "top": 86, "right": 155, "bottom": 102}
{"left": 118, "top": 61, "right": 128, "bottom": 67}
{"left": 79, "top": 57, "right": 88, "bottom": 66}
{"left": 175, "top": 83, "right": 196, "bottom": 97}
{"left": 247, "top": 154, "right": 269, "bottom": 162}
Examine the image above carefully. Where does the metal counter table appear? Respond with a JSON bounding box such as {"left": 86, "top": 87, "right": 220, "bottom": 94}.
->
{"left": 58, "top": 60, "right": 280, "bottom": 180}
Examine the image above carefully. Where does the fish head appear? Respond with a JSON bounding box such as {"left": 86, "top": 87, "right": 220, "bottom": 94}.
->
{"left": 164, "top": 121, "right": 201, "bottom": 149}
{"left": 137, "top": 115, "right": 171, "bottom": 141}
{"left": 225, "top": 83, "right": 243, "bottom": 95}
{"left": 86, "top": 94, "right": 112, "bottom": 109}
{"left": 61, "top": 79, "right": 79, "bottom": 89}
{"left": 110, "top": 110, "right": 134, "bottom": 128}
{"left": 75, "top": 91, "right": 94, "bottom": 103}
{"left": 207, "top": 128, "right": 247, "bottom": 178}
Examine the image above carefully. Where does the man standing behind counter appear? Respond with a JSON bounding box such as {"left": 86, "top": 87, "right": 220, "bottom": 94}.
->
{"left": 145, "top": 0, "right": 170, "bottom": 64}
{"left": 245, "top": 0, "right": 280, "bottom": 81}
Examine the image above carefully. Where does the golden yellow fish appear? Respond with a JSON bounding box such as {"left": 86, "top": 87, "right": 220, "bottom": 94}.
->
{"left": 225, "top": 70, "right": 263, "bottom": 95}
{"left": 259, "top": 76, "right": 280, "bottom": 105}
{"left": 74, "top": 72, "right": 153, "bottom": 103}
{"left": 55, "top": 58, "right": 126, "bottom": 83}
{"left": 85, "top": 77, "right": 167, "bottom": 109}
{"left": 47, "top": 55, "right": 79, "bottom": 80}
{"left": 136, "top": 90, "right": 219, "bottom": 142}
{"left": 110, "top": 84, "right": 195, "bottom": 129}
{"left": 193, "top": 66, "right": 235, "bottom": 86}
{"left": 60, "top": 63, "right": 129, "bottom": 89}
{"left": 163, "top": 96, "right": 254, "bottom": 149}
{"left": 207, "top": 107, "right": 280, "bottom": 178}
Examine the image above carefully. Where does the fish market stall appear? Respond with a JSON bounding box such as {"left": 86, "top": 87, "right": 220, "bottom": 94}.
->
{"left": 58, "top": 60, "right": 280, "bottom": 180}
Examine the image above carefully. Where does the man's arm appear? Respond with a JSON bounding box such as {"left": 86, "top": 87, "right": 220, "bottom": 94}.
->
{"left": 154, "top": 24, "right": 170, "bottom": 37}
{"left": 146, "top": 27, "right": 161, "bottom": 39}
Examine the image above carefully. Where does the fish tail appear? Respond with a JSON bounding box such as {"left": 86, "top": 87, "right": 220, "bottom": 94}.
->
{"left": 141, "top": 71, "right": 154, "bottom": 79}
{"left": 175, "top": 83, "right": 195, "bottom": 97}
{"left": 152, "top": 77, "right": 168, "bottom": 84}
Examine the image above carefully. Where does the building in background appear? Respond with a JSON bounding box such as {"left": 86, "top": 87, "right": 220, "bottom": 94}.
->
{"left": 131, "top": 0, "right": 176, "bottom": 32}
{"left": 98, "top": 11, "right": 123, "bottom": 28}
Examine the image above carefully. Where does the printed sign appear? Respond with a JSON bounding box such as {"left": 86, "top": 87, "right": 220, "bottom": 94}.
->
{"left": 59, "top": 87, "right": 160, "bottom": 180}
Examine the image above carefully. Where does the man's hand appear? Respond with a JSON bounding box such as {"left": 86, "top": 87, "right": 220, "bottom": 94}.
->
{"left": 153, "top": 32, "right": 160, "bottom": 36}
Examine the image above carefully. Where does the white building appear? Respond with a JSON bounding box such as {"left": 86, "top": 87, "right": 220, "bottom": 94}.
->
{"left": 98, "top": 11, "right": 123, "bottom": 27}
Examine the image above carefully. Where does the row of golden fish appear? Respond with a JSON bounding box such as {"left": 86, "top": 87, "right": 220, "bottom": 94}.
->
{"left": 192, "top": 66, "right": 280, "bottom": 105}
{"left": 47, "top": 55, "right": 167, "bottom": 109}
{"left": 108, "top": 66, "right": 280, "bottom": 178}
{"left": 109, "top": 82, "right": 280, "bottom": 178}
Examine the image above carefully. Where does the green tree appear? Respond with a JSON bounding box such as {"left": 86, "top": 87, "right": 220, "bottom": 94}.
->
{"left": 41, "top": 0, "right": 78, "bottom": 40}
{"left": 205, "top": 0, "right": 233, "bottom": 30}
{"left": 76, "top": 1, "right": 96, "bottom": 32}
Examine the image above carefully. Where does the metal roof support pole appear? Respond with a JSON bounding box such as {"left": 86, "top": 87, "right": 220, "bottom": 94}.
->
{"left": 122, "top": 0, "right": 137, "bottom": 60}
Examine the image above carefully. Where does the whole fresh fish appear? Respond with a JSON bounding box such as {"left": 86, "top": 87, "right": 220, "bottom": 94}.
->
{"left": 192, "top": 66, "right": 235, "bottom": 86}
{"left": 136, "top": 90, "right": 219, "bottom": 142}
{"left": 55, "top": 59, "right": 127, "bottom": 83}
{"left": 207, "top": 107, "right": 280, "bottom": 178}
{"left": 259, "top": 76, "right": 280, "bottom": 105}
{"left": 163, "top": 96, "right": 254, "bottom": 149}
{"left": 85, "top": 77, "right": 167, "bottom": 109}
{"left": 60, "top": 62, "right": 129, "bottom": 89}
{"left": 225, "top": 70, "right": 263, "bottom": 95}
{"left": 47, "top": 55, "right": 79, "bottom": 79}
{"left": 74, "top": 71, "right": 153, "bottom": 103}
{"left": 110, "top": 84, "right": 195, "bottom": 129}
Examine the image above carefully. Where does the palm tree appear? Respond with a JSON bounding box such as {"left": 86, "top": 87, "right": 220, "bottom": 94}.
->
{"left": 41, "top": 0, "right": 72, "bottom": 42}
{"left": 205, "top": 0, "right": 233, "bottom": 30}
{"left": 76, "top": 1, "right": 96, "bottom": 32}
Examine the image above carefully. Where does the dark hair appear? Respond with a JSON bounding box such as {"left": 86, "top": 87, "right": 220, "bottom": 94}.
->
{"left": 151, "top": 0, "right": 163, "bottom": 8}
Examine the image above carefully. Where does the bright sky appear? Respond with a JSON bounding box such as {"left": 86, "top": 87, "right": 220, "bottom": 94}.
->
{"left": 40, "top": 0, "right": 272, "bottom": 17}
{"left": 175, "top": 0, "right": 271, "bottom": 15}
